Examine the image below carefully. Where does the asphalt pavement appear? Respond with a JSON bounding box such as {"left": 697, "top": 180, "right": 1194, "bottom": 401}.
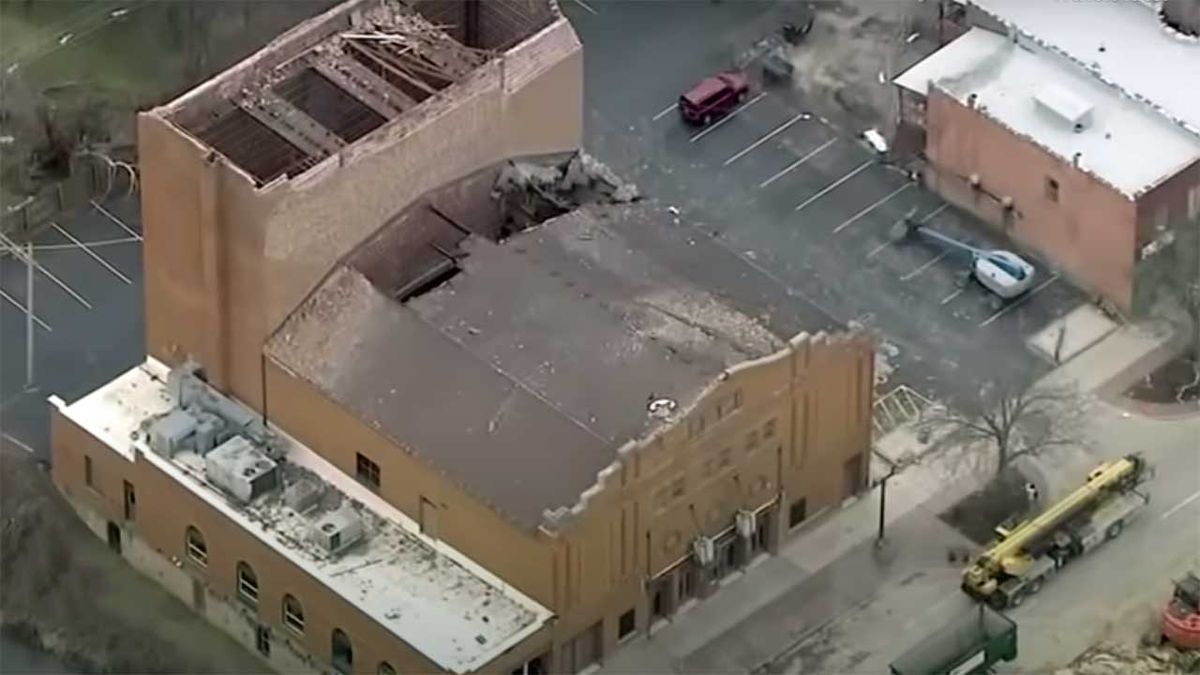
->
{"left": 777, "top": 403, "right": 1200, "bottom": 675}
{"left": 569, "top": 0, "right": 1083, "bottom": 404}
{"left": 0, "top": 194, "right": 144, "bottom": 457}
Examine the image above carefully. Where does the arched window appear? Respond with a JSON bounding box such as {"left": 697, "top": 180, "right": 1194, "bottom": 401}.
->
{"left": 185, "top": 526, "right": 207, "bottom": 567}
{"left": 331, "top": 628, "right": 353, "bottom": 674}
{"left": 282, "top": 594, "right": 305, "bottom": 635}
{"left": 378, "top": 662, "right": 397, "bottom": 675}
{"left": 236, "top": 561, "right": 259, "bottom": 607}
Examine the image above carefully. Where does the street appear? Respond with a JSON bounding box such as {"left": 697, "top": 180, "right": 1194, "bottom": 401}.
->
{"left": 777, "top": 404, "right": 1200, "bottom": 675}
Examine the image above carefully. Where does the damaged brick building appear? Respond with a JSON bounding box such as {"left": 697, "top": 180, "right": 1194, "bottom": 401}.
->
{"left": 49, "top": 1, "right": 876, "bottom": 673}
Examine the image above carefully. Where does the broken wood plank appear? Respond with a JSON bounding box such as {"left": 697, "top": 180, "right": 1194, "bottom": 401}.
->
{"left": 345, "top": 40, "right": 440, "bottom": 98}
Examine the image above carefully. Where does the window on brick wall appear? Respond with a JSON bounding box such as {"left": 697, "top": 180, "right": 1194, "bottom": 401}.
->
{"left": 355, "top": 452, "right": 380, "bottom": 490}
{"left": 331, "top": 628, "right": 354, "bottom": 674}
{"left": 1188, "top": 184, "right": 1200, "bottom": 220}
{"left": 84, "top": 455, "right": 94, "bottom": 488}
{"left": 185, "top": 526, "right": 207, "bottom": 567}
{"left": 1045, "top": 176, "right": 1059, "bottom": 202}
{"left": 282, "top": 594, "right": 305, "bottom": 635}
{"left": 236, "top": 561, "right": 259, "bottom": 607}
{"left": 1154, "top": 204, "right": 1170, "bottom": 231}
{"left": 618, "top": 608, "right": 637, "bottom": 641}
{"left": 789, "top": 498, "right": 808, "bottom": 529}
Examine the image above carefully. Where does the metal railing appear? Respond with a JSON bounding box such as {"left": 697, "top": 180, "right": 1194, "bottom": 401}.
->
{"left": 872, "top": 384, "right": 932, "bottom": 438}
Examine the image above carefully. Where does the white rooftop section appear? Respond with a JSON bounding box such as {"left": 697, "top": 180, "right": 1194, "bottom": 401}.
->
{"left": 894, "top": 27, "right": 1200, "bottom": 197}
{"left": 968, "top": 0, "right": 1200, "bottom": 138}
{"left": 51, "top": 359, "right": 552, "bottom": 674}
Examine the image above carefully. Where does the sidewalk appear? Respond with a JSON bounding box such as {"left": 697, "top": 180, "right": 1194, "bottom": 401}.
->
{"left": 599, "top": 313, "right": 1182, "bottom": 674}
{"left": 598, "top": 416, "right": 979, "bottom": 674}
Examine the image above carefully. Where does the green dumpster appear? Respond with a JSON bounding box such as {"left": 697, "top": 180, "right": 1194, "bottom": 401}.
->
{"left": 889, "top": 604, "right": 1017, "bottom": 675}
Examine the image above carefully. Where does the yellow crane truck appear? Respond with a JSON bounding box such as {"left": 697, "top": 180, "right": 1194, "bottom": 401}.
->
{"left": 962, "top": 454, "right": 1150, "bottom": 609}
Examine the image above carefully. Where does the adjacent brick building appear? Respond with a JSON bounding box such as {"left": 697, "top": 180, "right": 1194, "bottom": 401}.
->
{"left": 897, "top": 1, "right": 1200, "bottom": 312}
{"left": 49, "top": 1, "right": 876, "bottom": 673}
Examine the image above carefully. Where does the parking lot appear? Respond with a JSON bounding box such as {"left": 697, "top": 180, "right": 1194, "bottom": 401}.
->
{"left": 0, "top": 194, "right": 144, "bottom": 456}
{"left": 568, "top": 0, "right": 1083, "bottom": 403}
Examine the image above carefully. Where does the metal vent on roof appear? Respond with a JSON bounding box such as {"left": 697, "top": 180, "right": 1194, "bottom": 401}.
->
{"left": 1033, "top": 85, "right": 1094, "bottom": 131}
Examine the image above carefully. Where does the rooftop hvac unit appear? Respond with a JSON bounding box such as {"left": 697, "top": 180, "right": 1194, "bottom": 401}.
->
{"left": 692, "top": 535, "right": 716, "bottom": 567}
{"left": 148, "top": 408, "right": 198, "bottom": 458}
{"left": 284, "top": 478, "right": 324, "bottom": 513}
{"left": 1033, "top": 85, "right": 1094, "bottom": 131}
{"left": 736, "top": 509, "right": 758, "bottom": 539}
{"left": 204, "top": 436, "right": 280, "bottom": 503}
{"left": 310, "top": 506, "right": 364, "bottom": 556}
{"left": 192, "top": 411, "right": 227, "bottom": 456}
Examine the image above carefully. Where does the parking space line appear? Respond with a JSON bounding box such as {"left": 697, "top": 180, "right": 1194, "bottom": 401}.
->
{"left": 689, "top": 92, "right": 767, "bottom": 143}
{"left": 653, "top": 103, "right": 678, "bottom": 122}
{"left": 51, "top": 222, "right": 132, "bottom": 284}
{"left": 724, "top": 112, "right": 808, "bottom": 166}
{"left": 919, "top": 203, "right": 949, "bottom": 223}
{"left": 91, "top": 199, "right": 142, "bottom": 240}
{"left": 867, "top": 205, "right": 951, "bottom": 261}
{"left": 571, "top": 0, "right": 598, "bottom": 15}
{"left": 0, "top": 234, "right": 92, "bottom": 309}
{"left": 0, "top": 288, "right": 52, "bottom": 332}
{"left": 978, "top": 275, "right": 1059, "bottom": 327}
{"left": 866, "top": 239, "right": 893, "bottom": 260}
{"left": 29, "top": 236, "right": 141, "bottom": 252}
{"left": 794, "top": 161, "right": 873, "bottom": 212}
{"left": 1162, "top": 489, "right": 1200, "bottom": 520}
{"left": 832, "top": 183, "right": 912, "bottom": 234}
{"left": 901, "top": 251, "right": 949, "bottom": 281}
{"left": 760, "top": 138, "right": 836, "bottom": 188}
{"left": 940, "top": 288, "right": 964, "bottom": 305}
{"left": 1, "top": 432, "right": 36, "bottom": 454}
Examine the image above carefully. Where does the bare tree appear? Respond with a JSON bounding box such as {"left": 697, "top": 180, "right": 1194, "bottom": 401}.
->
{"left": 1138, "top": 216, "right": 1200, "bottom": 401}
{"left": 919, "top": 380, "right": 1086, "bottom": 477}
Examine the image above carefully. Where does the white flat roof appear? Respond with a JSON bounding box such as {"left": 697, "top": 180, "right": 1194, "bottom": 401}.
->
{"left": 969, "top": 0, "right": 1200, "bottom": 138}
{"left": 52, "top": 359, "right": 552, "bottom": 674}
{"left": 894, "top": 27, "right": 1200, "bottom": 197}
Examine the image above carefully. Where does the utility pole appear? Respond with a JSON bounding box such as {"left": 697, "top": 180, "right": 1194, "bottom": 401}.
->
{"left": 25, "top": 239, "right": 35, "bottom": 391}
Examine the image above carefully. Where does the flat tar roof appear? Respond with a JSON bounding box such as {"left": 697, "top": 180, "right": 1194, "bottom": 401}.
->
{"left": 968, "top": 0, "right": 1200, "bottom": 138}
{"left": 269, "top": 203, "right": 825, "bottom": 529}
{"left": 895, "top": 27, "right": 1200, "bottom": 197}
{"left": 51, "top": 359, "right": 552, "bottom": 673}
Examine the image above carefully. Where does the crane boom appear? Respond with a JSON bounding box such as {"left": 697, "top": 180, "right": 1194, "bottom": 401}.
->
{"left": 963, "top": 454, "right": 1148, "bottom": 606}
{"left": 989, "top": 455, "right": 1141, "bottom": 559}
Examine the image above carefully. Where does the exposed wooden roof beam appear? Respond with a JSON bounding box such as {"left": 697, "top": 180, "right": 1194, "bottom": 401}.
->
{"left": 237, "top": 90, "right": 346, "bottom": 158}
{"left": 309, "top": 53, "right": 414, "bottom": 117}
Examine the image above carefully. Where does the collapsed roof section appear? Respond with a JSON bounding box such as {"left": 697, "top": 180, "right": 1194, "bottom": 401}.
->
{"left": 267, "top": 157, "right": 831, "bottom": 530}
{"left": 162, "top": 0, "right": 558, "bottom": 186}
